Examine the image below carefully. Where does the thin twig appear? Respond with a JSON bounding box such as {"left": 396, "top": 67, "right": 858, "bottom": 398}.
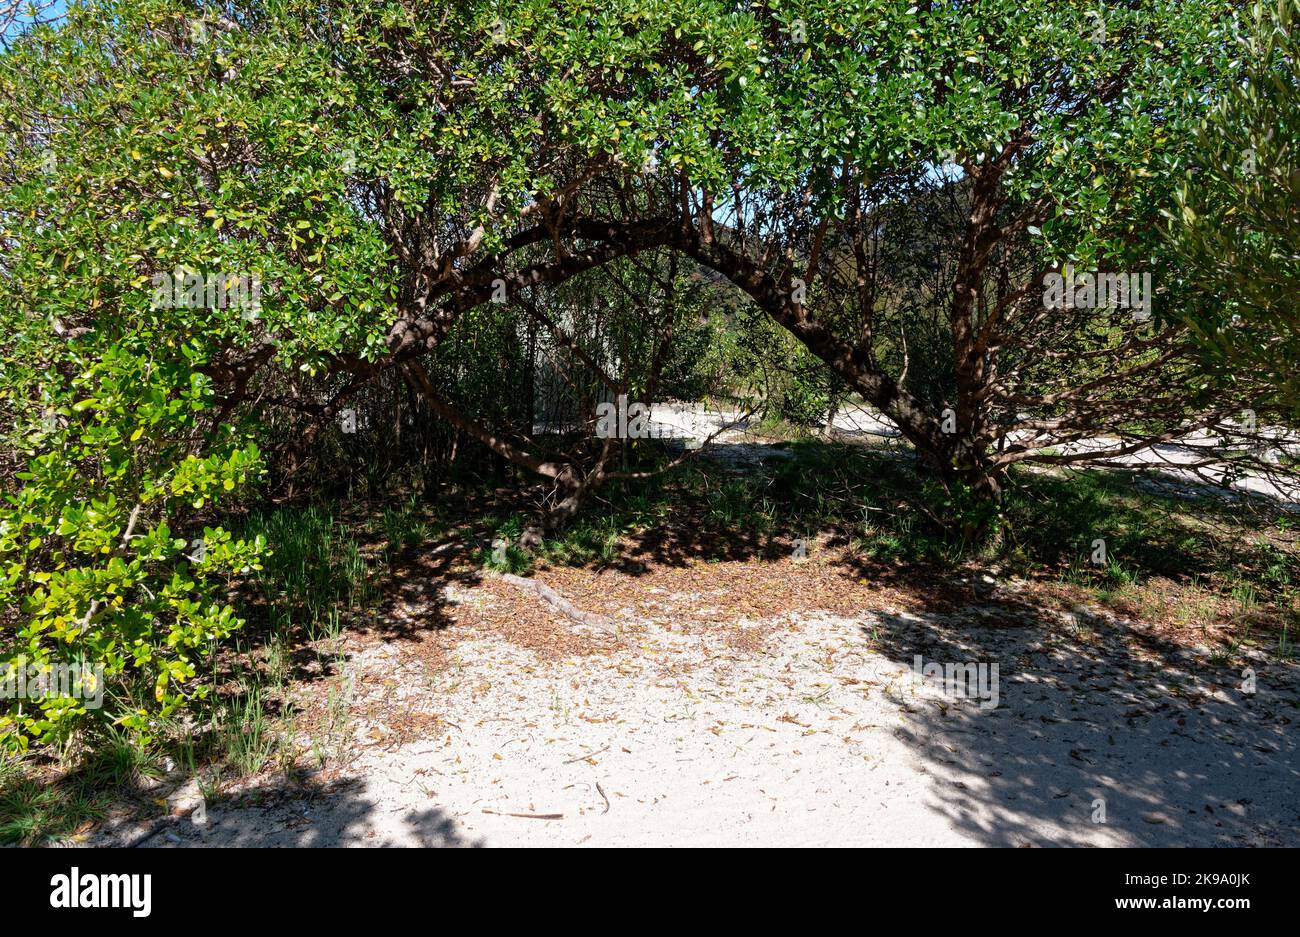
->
{"left": 563, "top": 745, "right": 609, "bottom": 764}
{"left": 481, "top": 809, "right": 564, "bottom": 820}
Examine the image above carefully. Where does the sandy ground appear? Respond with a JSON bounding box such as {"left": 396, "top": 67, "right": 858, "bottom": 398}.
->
{"left": 105, "top": 562, "right": 1299, "bottom": 848}
{"left": 645, "top": 402, "right": 1300, "bottom": 504}
{"left": 85, "top": 419, "right": 1299, "bottom": 848}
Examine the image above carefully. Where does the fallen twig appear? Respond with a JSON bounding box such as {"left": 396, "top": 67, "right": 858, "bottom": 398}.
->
{"left": 481, "top": 809, "right": 564, "bottom": 820}
{"left": 563, "top": 745, "right": 610, "bottom": 764}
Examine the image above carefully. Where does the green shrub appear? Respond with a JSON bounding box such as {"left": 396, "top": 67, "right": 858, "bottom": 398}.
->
{"left": 0, "top": 340, "right": 265, "bottom": 753}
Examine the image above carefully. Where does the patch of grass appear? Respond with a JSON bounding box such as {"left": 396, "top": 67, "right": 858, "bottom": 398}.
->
{"left": 0, "top": 765, "right": 101, "bottom": 846}
{"left": 1003, "top": 469, "right": 1193, "bottom": 574}
{"left": 481, "top": 483, "right": 676, "bottom": 570}
{"left": 220, "top": 687, "right": 277, "bottom": 777}
{"left": 538, "top": 519, "right": 619, "bottom": 567}
{"left": 172, "top": 500, "right": 412, "bottom": 788}
{"left": 993, "top": 466, "right": 1298, "bottom": 644}
{"left": 1279, "top": 622, "right": 1297, "bottom": 660}
{"left": 479, "top": 512, "right": 536, "bottom": 573}
{"left": 0, "top": 727, "right": 162, "bottom": 845}
{"left": 310, "top": 677, "right": 353, "bottom": 769}
{"left": 380, "top": 493, "right": 434, "bottom": 559}
{"left": 238, "top": 502, "right": 382, "bottom": 634}
{"left": 307, "top": 607, "right": 344, "bottom": 644}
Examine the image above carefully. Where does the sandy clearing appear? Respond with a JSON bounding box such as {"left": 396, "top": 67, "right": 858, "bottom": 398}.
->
{"left": 649, "top": 401, "right": 1300, "bottom": 504}
{"left": 112, "top": 570, "right": 1299, "bottom": 848}
{"left": 84, "top": 418, "right": 1300, "bottom": 849}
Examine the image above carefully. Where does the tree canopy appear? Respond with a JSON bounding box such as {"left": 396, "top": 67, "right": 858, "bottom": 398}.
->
{"left": 1, "top": 0, "right": 1293, "bottom": 752}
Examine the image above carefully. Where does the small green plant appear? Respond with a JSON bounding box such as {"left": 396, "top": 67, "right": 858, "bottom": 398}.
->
{"left": 1231, "top": 580, "right": 1258, "bottom": 614}
{"left": 1280, "top": 622, "right": 1296, "bottom": 661}
{"left": 221, "top": 688, "right": 276, "bottom": 778}
{"left": 380, "top": 495, "right": 433, "bottom": 558}
{"left": 480, "top": 515, "right": 536, "bottom": 574}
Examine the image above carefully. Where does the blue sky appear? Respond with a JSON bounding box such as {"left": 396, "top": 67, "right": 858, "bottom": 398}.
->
{"left": 2, "top": 0, "right": 68, "bottom": 46}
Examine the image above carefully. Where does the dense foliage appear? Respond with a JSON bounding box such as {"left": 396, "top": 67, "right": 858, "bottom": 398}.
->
{"left": 1, "top": 0, "right": 1295, "bottom": 754}
{"left": 1166, "top": 0, "right": 1300, "bottom": 413}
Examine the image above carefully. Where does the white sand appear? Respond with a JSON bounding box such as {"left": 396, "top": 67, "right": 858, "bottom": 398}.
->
{"left": 119, "top": 587, "right": 1299, "bottom": 848}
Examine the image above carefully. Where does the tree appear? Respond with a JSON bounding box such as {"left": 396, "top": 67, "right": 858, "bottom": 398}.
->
{"left": 1, "top": 0, "right": 1290, "bottom": 747}
{"left": 1165, "top": 0, "right": 1300, "bottom": 416}
{"left": 0, "top": 0, "right": 777, "bottom": 745}
{"left": 662, "top": 0, "right": 1284, "bottom": 533}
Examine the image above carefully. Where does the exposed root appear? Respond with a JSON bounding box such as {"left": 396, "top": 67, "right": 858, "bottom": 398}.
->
{"left": 499, "top": 573, "right": 618, "bottom": 635}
